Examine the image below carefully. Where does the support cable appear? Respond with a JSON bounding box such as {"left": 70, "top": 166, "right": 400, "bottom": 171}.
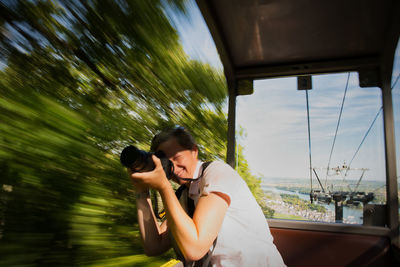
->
{"left": 392, "top": 72, "right": 400, "bottom": 89}
{"left": 354, "top": 169, "right": 367, "bottom": 192}
{"left": 325, "top": 72, "right": 350, "bottom": 187}
{"left": 345, "top": 107, "right": 382, "bottom": 176}
{"left": 306, "top": 89, "right": 313, "bottom": 201}
{"left": 313, "top": 168, "right": 325, "bottom": 192}
{"left": 344, "top": 72, "right": 398, "bottom": 176}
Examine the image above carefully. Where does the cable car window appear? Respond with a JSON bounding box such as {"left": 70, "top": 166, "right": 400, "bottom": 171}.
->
{"left": 237, "top": 72, "right": 387, "bottom": 225}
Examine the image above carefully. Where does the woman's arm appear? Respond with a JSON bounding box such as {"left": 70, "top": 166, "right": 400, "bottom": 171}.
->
{"left": 136, "top": 194, "right": 171, "bottom": 256}
{"left": 160, "top": 186, "right": 229, "bottom": 261}
{"left": 131, "top": 156, "right": 230, "bottom": 261}
{"left": 129, "top": 168, "right": 171, "bottom": 256}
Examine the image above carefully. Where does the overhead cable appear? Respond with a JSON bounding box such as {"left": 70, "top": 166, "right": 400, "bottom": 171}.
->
{"left": 345, "top": 107, "right": 383, "bottom": 176}
{"left": 325, "top": 72, "right": 350, "bottom": 187}
{"left": 392, "top": 72, "right": 400, "bottom": 89}
{"left": 345, "top": 71, "right": 398, "bottom": 175}
{"left": 305, "top": 89, "right": 313, "bottom": 197}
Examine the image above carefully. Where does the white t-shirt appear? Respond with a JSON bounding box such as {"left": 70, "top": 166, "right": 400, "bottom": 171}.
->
{"left": 189, "top": 161, "right": 286, "bottom": 267}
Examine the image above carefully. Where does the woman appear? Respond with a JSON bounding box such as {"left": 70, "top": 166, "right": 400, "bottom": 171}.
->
{"left": 129, "top": 127, "right": 285, "bottom": 266}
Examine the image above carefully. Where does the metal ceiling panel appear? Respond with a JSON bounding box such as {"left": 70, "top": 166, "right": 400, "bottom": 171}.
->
{"left": 197, "top": 0, "right": 399, "bottom": 84}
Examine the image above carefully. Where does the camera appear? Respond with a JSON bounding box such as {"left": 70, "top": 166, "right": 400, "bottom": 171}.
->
{"left": 120, "top": 145, "right": 174, "bottom": 179}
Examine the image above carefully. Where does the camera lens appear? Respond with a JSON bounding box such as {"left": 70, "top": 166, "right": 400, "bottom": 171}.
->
{"left": 120, "top": 145, "right": 154, "bottom": 172}
{"left": 120, "top": 145, "right": 173, "bottom": 178}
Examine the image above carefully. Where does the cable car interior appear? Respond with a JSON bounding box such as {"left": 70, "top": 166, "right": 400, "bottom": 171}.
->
{"left": 196, "top": 0, "right": 399, "bottom": 266}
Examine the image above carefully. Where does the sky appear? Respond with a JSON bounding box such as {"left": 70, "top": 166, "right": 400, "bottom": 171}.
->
{"left": 170, "top": 0, "right": 400, "bottom": 183}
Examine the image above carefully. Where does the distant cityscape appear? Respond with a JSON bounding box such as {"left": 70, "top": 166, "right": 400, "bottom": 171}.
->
{"left": 262, "top": 177, "right": 388, "bottom": 224}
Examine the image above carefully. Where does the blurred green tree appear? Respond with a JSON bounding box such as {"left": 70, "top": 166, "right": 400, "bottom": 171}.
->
{"left": 0, "top": 0, "right": 227, "bottom": 266}
{"left": 0, "top": 0, "right": 268, "bottom": 265}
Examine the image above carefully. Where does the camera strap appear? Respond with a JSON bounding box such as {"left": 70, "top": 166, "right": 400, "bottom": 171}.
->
{"left": 173, "top": 162, "right": 217, "bottom": 267}
{"left": 173, "top": 161, "right": 212, "bottom": 182}
{"left": 155, "top": 162, "right": 212, "bottom": 220}
{"left": 174, "top": 161, "right": 212, "bottom": 216}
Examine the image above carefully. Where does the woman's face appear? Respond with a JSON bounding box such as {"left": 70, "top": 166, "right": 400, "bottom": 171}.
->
{"left": 157, "top": 137, "right": 198, "bottom": 183}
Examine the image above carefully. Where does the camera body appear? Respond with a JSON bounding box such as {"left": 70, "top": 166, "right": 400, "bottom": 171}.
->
{"left": 120, "top": 145, "right": 174, "bottom": 178}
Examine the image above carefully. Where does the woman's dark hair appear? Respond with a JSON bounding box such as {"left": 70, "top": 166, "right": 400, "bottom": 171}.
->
{"left": 150, "top": 126, "right": 197, "bottom": 152}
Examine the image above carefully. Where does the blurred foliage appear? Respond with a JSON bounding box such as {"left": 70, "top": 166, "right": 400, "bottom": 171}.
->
{"left": 0, "top": 0, "right": 228, "bottom": 266}
{"left": 236, "top": 144, "right": 275, "bottom": 218}
{"left": 0, "top": 0, "right": 270, "bottom": 265}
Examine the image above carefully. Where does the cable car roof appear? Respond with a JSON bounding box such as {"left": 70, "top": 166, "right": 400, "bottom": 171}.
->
{"left": 196, "top": 0, "right": 400, "bottom": 93}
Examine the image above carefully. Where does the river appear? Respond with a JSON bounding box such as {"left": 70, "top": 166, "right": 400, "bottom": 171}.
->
{"left": 262, "top": 186, "right": 363, "bottom": 224}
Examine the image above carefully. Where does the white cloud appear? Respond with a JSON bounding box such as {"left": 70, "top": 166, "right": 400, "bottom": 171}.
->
{"left": 237, "top": 73, "right": 386, "bottom": 180}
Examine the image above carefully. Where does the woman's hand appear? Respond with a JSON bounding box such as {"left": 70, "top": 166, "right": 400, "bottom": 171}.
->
{"left": 127, "top": 168, "right": 148, "bottom": 193}
{"left": 130, "top": 155, "right": 170, "bottom": 192}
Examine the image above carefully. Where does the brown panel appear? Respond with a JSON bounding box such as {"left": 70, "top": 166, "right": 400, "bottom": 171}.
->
{"left": 211, "top": 0, "right": 384, "bottom": 67}
{"left": 271, "top": 227, "right": 391, "bottom": 266}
